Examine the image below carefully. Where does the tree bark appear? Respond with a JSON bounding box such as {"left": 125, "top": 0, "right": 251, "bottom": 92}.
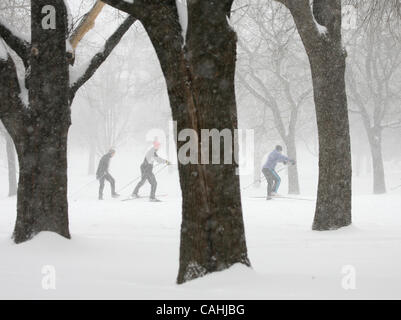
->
{"left": 101, "top": 0, "right": 251, "bottom": 283}
{"left": 12, "top": 0, "right": 71, "bottom": 243}
{"left": 311, "top": 48, "right": 352, "bottom": 230}
{"left": 278, "top": 0, "right": 352, "bottom": 230}
{"left": 1, "top": 1, "right": 133, "bottom": 243}
{"left": 5, "top": 132, "right": 17, "bottom": 197}
{"left": 14, "top": 128, "right": 70, "bottom": 242}
{"left": 176, "top": 1, "right": 250, "bottom": 283}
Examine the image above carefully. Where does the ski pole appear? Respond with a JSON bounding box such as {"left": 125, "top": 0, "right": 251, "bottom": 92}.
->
{"left": 391, "top": 184, "right": 401, "bottom": 191}
{"left": 242, "top": 166, "right": 288, "bottom": 190}
{"left": 70, "top": 177, "right": 100, "bottom": 199}
{"left": 116, "top": 163, "right": 163, "bottom": 194}
{"left": 242, "top": 178, "right": 263, "bottom": 190}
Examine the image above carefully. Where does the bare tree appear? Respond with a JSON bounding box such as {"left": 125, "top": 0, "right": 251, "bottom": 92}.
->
{"left": 0, "top": 0, "right": 135, "bottom": 243}
{"left": 346, "top": 14, "right": 401, "bottom": 194}
{"left": 236, "top": 1, "right": 313, "bottom": 194}
{"left": 276, "top": 0, "right": 352, "bottom": 230}
{"left": 102, "top": 0, "right": 251, "bottom": 283}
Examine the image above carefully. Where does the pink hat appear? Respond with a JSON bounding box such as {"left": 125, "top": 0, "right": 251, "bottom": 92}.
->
{"left": 153, "top": 141, "right": 161, "bottom": 149}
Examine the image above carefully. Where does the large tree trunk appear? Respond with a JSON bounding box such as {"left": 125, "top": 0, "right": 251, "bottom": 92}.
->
{"left": 281, "top": 0, "right": 352, "bottom": 230}
{"left": 285, "top": 134, "right": 300, "bottom": 194}
{"left": 125, "top": 0, "right": 250, "bottom": 283}
{"left": 13, "top": 0, "right": 71, "bottom": 243}
{"left": 177, "top": 1, "right": 250, "bottom": 283}
{"left": 367, "top": 129, "right": 386, "bottom": 194}
{"left": 310, "top": 48, "right": 352, "bottom": 230}
{"left": 5, "top": 132, "right": 17, "bottom": 196}
{"left": 14, "top": 129, "right": 70, "bottom": 243}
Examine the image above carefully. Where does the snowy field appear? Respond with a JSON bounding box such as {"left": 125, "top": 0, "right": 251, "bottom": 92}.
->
{"left": 1, "top": 153, "right": 401, "bottom": 300}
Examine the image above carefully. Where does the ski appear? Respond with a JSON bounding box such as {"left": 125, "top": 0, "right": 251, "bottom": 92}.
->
{"left": 248, "top": 195, "right": 315, "bottom": 202}
{"left": 121, "top": 194, "right": 168, "bottom": 202}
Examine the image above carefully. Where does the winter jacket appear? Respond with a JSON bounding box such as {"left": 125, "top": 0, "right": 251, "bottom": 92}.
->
{"left": 96, "top": 153, "right": 112, "bottom": 179}
{"left": 142, "top": 147, "right": 166, "bottom": 169}
{"left": 263, "top": 149, "right": 290, "bottom": 170}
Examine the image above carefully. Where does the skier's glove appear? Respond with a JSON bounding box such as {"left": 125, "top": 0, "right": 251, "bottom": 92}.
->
{"left": 291, "top": 160, "right": 296, "bottom": 165}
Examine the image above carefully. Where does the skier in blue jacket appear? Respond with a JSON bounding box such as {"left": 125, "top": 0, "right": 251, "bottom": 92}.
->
{"left": 262, "top": 145, "right": 295, "bottom": 200}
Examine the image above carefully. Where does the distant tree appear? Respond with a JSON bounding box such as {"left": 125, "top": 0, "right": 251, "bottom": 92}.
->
{"left": 346, "top": 12, "right": 401, "bottom": 194}
{"left": 236, "top": 1, "right": 313, "bottom": 194}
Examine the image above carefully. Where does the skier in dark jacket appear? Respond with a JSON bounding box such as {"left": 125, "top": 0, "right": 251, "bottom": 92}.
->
{"left": 131, "top": 141, "right": 169, "bottom": 202}
{"left": 96, "top": 149, "right": 120, "bottom": 200}
{"left": 262, "top": 145, "right": 295, "bottom": 200}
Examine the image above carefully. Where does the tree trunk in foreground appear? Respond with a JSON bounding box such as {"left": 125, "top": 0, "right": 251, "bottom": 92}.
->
{"left": 5, "top": 132, "right": 17, "bottom": 196}
{"left": 176, "top": 1, "right": 250, "bottom": 283}
{"left": 310, "top": 48, "right": 352, "bottom": 230}
{"left": 102, "top": 0, "right": 251, "bottom": 283}
{"left": 13, "top": 0, "right": 71, "bottom": 243}
{"left": 0, "top": 0, "right": 133, "bottom": 243}
{"left": 279, "top": 0, "right": 352, "bottom": 230}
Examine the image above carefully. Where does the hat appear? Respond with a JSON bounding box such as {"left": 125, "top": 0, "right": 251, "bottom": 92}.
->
{"left": 153, "top": 141, "right": 161, "bottom": 149}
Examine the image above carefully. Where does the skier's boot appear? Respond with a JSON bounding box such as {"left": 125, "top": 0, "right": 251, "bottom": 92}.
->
{"left": 266, "top": 196, "right": 272, "bottom": 200}
{"left": 112, "top": 193, "right": 120, "bottom": 198}
{"left": 149, "top": 197, "right": 161, "bottom": 202}
{"left": 130, "top": 193, "right": 140, "bottom": 199}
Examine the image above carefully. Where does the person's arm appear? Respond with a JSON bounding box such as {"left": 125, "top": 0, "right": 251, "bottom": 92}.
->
{"left": 154, "top": 152, "right": 169, "bottom": 164}
{"left": 277, "top": 153, "right": 289, "bottom": 163}
{"left": 279, "top": 154, "right": 296, "bottom": 165}
{"left": 96, "top": 157, "right": 105, "bottom": 179}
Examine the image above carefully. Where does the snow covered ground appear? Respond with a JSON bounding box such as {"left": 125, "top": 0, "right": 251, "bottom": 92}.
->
{"left": 0, "top": 154, "right": 401, "bottom": 299}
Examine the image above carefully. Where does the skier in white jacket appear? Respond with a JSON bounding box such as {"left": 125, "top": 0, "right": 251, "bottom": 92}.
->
{"left": 131, "top": 141, "right": 169, "bottom": 201}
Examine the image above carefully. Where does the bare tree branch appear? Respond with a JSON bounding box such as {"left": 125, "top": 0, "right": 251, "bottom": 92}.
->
{"left": 69, "top": 16, "right": 136, "bottom": 100}
{"left": 0, "top": 19, "right": 29, "bottom": 67}
{"left": 101, "top": 0, "right": 135, "bottom": 13}
{"left": 69, "top": 0, "right": 106, "bottom": 50}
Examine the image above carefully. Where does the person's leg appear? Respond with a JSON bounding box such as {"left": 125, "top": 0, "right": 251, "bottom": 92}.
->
{"left": 262, "top": 168, "right": 273, "bottom": 197}
{"left": 271, "top": 169, "right": 281, "bottom": 193}
{"left": 105, "top": 174, "right": 117, "bottom": 195}
{"left": 99, "top": 176, "right": 105, "bottom": 199}
{"left": 148, "top": 172, "right": 157, "bottom": 199}
{"left": 132, "top": 166, "right": 146, "bottom": 196}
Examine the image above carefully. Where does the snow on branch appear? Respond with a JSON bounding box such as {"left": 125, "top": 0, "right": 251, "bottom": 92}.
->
{"left": 0, "top": 18, "right": 30, "bottom": 67}
{"left": 176, "top": 0, "right": 188, "bottom": 46}
{"left": 69, "top": 16, "right": 136, "bottom": 99}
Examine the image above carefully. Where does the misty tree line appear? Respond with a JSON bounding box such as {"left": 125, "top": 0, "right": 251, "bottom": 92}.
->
{"left": 0, "top": 0, "right": 400, "bottom": 283}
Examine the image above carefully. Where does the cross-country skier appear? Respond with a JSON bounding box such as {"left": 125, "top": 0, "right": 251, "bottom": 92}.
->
{"left": 131, "top": 141, "right": 170, "bottom": 202}
{"left": 96, "top": 149, "right": 120, "bottom": 200}
{"left": 262, "top": 145, "right": 295, "bottom": 200}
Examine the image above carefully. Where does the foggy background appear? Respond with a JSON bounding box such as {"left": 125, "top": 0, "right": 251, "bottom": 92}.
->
{"left": 1, "top": 0, "right": 400, "bottom": 198}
